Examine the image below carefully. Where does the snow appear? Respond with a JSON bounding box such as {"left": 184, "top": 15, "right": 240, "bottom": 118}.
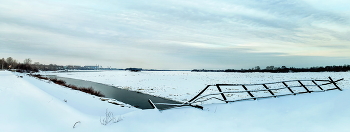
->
{"left": 0, "top": 71, "right": 137, "bottom": 132}
{"left": 1, "top": 70, "right": 350, "bottom": 132}
{"left": 46, "top": 71, "right": 350, "bottom": 102}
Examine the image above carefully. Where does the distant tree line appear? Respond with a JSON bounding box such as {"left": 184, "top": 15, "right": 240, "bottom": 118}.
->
{"left": 192, "top": 65, "right": 350, "bottom": 73}
{"left": 0, "top": 57, "right": 65, "bottom": 73}
{"left": 1, "top": 57, "right": 36, "bottom": 72}
{"left": 1, "top": 57, "right": 116, "bottom": 73}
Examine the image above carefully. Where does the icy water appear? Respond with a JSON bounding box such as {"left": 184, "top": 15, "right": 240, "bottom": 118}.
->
{"left": 46, "top": 75, "right": 182, "bottom": 110}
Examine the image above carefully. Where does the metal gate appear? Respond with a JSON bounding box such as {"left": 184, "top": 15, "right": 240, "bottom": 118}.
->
{"left": 149, "top": 77, "right": 344, "bottom": 110}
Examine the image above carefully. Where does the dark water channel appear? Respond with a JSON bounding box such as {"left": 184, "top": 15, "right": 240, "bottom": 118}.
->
{"left": 46, "top": 75, "right": 182, "bottom": 110}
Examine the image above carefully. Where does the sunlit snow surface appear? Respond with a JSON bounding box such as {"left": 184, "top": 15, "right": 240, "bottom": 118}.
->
{"left": 1, "top": 71, "right": 350, "bottom": 132}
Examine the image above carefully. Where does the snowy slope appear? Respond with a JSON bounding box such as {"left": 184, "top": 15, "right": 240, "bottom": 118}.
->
{"left": 0, "top": 71, "right": 138, "bottom": 132}
{"left": 1, "top": 71, "right": 349, "bottom": 132}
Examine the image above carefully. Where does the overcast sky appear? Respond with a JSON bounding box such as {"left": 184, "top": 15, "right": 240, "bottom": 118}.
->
{"left": 1, "top": 0, "right": 350, "bottom": 69}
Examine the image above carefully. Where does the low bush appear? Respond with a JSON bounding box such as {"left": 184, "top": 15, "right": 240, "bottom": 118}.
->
{"left": 30, "top": 74, "right": 105, "bottom": 97}
{"left": 30, "top": 74, "right": 49, "bottom": 80}
{"left": 50, "top": 78, "right": 66, "bottom": 86}
{"left": 77, "top": 87, "right": 104, "bottom": 97}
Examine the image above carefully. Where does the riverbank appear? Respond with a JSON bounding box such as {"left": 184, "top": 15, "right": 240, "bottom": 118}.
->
{"left": 0, "top": 71, "right": 138, "bottom": 131}
{"left": 1, "top": 71, "right": 350, "bottom": 132}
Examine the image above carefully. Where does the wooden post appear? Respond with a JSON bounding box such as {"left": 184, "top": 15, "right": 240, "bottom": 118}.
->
{"left": 328, "top": 77, "right": 342, "bottom": 91}
{"left": 282, "top": 82, "right": 296, "bottom": 95}
{"left": 298, "top": 81, "right": 311, "bottom": 93}
{"left": 312, "top": 80, "right": 324, "bottom": 91}
{"left": 242, "top": 85, "right": 256, "bottom": 100}
{"left": 216, "top": 85, "right": 228, "bottom": 103}
{"left": 263, "top": 84, "right": 276, "bottom": 97}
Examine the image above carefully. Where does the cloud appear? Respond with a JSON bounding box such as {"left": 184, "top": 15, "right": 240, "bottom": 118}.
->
{"left": 1, "top": 0, "right": 350, "bottom": 69}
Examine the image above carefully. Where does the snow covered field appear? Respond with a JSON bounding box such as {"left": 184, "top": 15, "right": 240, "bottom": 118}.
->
{"left": 47, "top": 71, "right": 350, "bottom": 102}
{"left": 1, "top": 70, "right": 350, "bottom": 132}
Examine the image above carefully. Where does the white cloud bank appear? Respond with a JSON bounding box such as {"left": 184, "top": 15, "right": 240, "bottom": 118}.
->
{"left": 1, "top": 0, "right": 350, "bottom": 69}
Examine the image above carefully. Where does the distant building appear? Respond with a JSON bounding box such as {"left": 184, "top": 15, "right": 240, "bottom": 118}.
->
{"left": 83, "top": 66, "right": 99, "bottom": 70}
{"left": 66, "top": 65, "right": 82, "bottom": 70}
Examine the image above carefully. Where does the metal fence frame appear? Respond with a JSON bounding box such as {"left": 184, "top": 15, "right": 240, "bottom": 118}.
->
{"left": 149, "top": 77, "right": 344, "bottom": 110}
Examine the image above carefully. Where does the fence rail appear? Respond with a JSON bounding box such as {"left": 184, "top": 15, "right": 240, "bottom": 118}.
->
{"left": 149, "top": 77, "right": 344, "bottom": 110}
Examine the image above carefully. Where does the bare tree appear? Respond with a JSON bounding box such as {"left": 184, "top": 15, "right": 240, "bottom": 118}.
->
{"left": 6, "top": 57, "right": 13, "bottom": 64}
{"left": 265, "top": 66, "right": 274, "bottom": 70}
{"left": 255, "top": 66, "right": 261, "bottom": 70}
{"left": 1, "top": 58, "right": 4, "bottom": 70}
{"left": 24, "top": 58, "right": 32, "bottom": 65}
{"left": 6, "top": 57, "right": 18, "bottom": 69}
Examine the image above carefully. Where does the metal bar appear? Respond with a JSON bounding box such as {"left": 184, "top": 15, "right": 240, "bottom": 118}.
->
{"left": 282, "top": 82, "right": 296, "bottom": 95}
{"left": 298, "top": 80, "right": 311, "bottom": 93}
{"left": 242, "top": 85, "right": 256, "bottom": 100}
{"left": 216, "top": 79, "right": 330, "bottom": 86}
{"left": 325, "top": 88, "right": 341, "bottom": 91}
{"left": 196, "top": 89, "right": 327, "bottom": 104}
{"left": 189, "top": 104, "right": 204, "bottom": 110}
{"left": 312, "top": 80, "right": 324, "bottom": 91}
{"left": 334, "top": 78, "right": 345, "bottom": 82}
{"left": 188, "top": 85, "right": 211, "bottom": 103}
{"left": 314, "top": 80, "right": 331, "bottom": 81}
{"left": 328, "top": 77, "right": 342, "bottom": 91}
{"left": 216, "top": 85, "right": 228, "bottom": 103}
{"left": 263, "top": 84, "right": 276, "bottom": 97}
{"left": 148, "top": 99, "right": 158, "bottom": 109}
